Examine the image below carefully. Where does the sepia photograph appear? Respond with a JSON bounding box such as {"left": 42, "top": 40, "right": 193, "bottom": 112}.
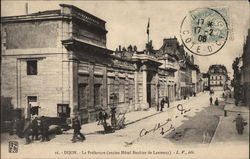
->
{"left": 1, "top": 0, "right": 249, "bottom": 158}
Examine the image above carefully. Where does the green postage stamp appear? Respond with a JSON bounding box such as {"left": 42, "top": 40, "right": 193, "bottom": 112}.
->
{"left": 180, "top": 7, "right": 232, "bottom": 56}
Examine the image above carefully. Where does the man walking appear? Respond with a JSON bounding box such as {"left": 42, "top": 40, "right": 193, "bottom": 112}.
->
{"left": 23, "top": 118, "right": 32, "bottom": 144}
{"left": 233, "top": 114, "right": 245, "bottom": 135}
{"left": 72, "top": 116, "right": 85, "bottom": 143}
{"left": 160, "top": 98, "right": 165, "bottom": 111}
{"left": 110, "top": 107, "right": 117, "bottom": 128}
{"left": 214, "top": 98, "right": 219, "bottom": 106}
{"left": 31, "top": 117, "right": 39, "bottom": 140}
{"left": 209, "top": 96, "right": 213, "bottom": 105}
{"left": 165, "top": 96, "right": 170, "bottom": 108}
{"left": 40, "top": 117, "right": 50, "bottom": 142}
{"left": 97, "top": 109, "right": 103, "bottom": 125}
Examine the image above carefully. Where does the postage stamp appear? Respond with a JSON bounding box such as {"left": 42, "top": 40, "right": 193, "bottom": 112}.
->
{"left": 180, "top": 7, "right": 230, "bottom": 56}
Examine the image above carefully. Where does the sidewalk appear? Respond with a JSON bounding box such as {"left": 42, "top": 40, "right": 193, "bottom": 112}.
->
{"left": 210, "top": 97, "right": 249, "bottom": 145}
{"left": 78, "top": 92, "right": 207, "bottom": 135}
{"left": 1, "top": 92, "right": 207, "bottom": 144}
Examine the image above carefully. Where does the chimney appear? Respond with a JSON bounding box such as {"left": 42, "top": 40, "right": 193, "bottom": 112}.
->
{"left": 119, "top": 45, "right": 121, "bottom": 52}
{"left": 25, "top": 3, "right": 28, "bottom": 14}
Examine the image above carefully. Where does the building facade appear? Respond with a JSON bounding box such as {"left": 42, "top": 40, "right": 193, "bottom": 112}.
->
{"left": 207, "top": 65, "right": 229, "bottom": 91}
{"left": 1, "top": 4, "right": 202, "bottom": 123}
{"left": 232, "top": 29, "right": 250, "bottom": 107}
{"left": 241, "top": 29, "right": 250, "bottom": 107}
{"left": 202, "top": 73, "right": 210, "bottom": 91}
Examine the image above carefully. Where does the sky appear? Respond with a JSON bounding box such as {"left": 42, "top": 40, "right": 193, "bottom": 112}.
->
{"left": 1, "top": 0, "right": 249, "bottom": 76}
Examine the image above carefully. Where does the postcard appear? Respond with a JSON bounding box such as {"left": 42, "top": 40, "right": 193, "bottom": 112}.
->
{"left": 1, "top": 0, "right": 249, "bottom": 159}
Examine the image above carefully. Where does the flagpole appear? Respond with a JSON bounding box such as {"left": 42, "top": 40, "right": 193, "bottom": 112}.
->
{"left": 148, "top": 31, "right": 149, "bottom": 44}
{"left": 147, "top": 18, "right": 150, "bottom": 44}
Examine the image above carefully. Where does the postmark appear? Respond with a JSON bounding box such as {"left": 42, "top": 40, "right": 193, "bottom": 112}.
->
{"left": 180, "top": 7, "right": 230, "bottom": 56}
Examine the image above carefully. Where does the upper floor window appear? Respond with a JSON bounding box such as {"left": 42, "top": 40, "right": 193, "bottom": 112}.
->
{"left": 27, "top": 60, "right": 37, "bottom": 75}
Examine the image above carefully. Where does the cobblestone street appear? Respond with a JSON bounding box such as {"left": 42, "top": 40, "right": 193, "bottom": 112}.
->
{"left": 3, "top": 91, "right": 249, "bottom": 159}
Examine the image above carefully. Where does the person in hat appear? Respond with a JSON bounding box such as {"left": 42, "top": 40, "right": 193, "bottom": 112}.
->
{"left": 97, "top": 108, "right": 104, "bottom": 125}
{"left": 160, "top": 98, "right": 165, "bottom": 111}
{"left": 165, "top": 96, "right": 170, "bottom": 108}
{"left": 233, "top": 114, "right": 245, "bottom": 135}
{"left": 209, "top": 96, "right": 213, "bottom": 105}
{"left": 214, "top": 98, "right": 219, "bottom": 106}
{"left": 23, "top": 118, "right": 32, "bottom": 144}
{"left": 31, "top": 117, "right": 39, "bottom": 140}
{"left": 40, "top": 116, "right": 50, "bottom": 142}
{"left": 72, "top": 116, "right": 85, "bottom": 143}
{"left": 110, "top": 107, "right": 117, "bottom": 128}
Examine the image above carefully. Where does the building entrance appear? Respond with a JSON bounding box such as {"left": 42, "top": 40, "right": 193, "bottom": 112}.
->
{"left": 147, "top": 72, "right": 154, "bottom": 108}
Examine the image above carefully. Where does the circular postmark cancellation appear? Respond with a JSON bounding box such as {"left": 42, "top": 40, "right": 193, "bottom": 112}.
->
{"left": 180, "top": 8, "right": 229, "bottom": 56}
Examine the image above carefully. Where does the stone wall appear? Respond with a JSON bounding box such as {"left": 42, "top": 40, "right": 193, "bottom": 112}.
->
{"left": 1, "top": 19, "right": 72, "bottom": 119}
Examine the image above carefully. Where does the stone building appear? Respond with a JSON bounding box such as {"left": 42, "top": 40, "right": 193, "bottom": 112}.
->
{"left": 241, "top": 29, "right": 250, "bottom": 107}
{"left": 1, "top": 4, "right": 203, "bottom": 123}
{"left": 154, "top": 38, "right": 201, "bottom": 100}
{"left": 233, "top": 29, "right": 250, "bottom": 107}
{"left": 1, "top": 4, "right": 114, "bottom": 122}
{"left": 202, "top": 73, "right": 210, "bottom": 91}
{"left": 1, "top": 4, "right": 164, "bottom": 123}
{"left": 207, "top": 64, "right": 229, "bottom": 91}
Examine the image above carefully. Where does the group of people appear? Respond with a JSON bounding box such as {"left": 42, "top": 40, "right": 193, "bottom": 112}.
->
{"left": 97, "top": 107, "right": 125, "bottom": 133}
{"left": 23, "top": 116, "right": 50, "bottom": 144}
{"left": 97, "top": 109, "right": 109, "bottom": 126}
{"left": 209, "top": 96, "right": 219, "bottom": 106}
{"left": 159, "top": 96, "right": 170, "bottom": 111}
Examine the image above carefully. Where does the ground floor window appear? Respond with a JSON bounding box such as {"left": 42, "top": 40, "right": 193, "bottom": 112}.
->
{"left": 78, "top": 84, "right": 87, "bottom": 109}
{"left": 94, "top": 84, "right": 102, "bottom": 106}
{"left": 119, "top": 84, "right": 125, "bottom": 103}
{"left": 57, "top": 104, "right": 70, "bottom": 118}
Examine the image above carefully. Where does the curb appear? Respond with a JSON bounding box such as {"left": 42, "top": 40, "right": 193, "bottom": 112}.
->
{"left": 125, "top": 99, "right": 194, "bottom": 126}
{"left": 125, "top": 111, "right": 163, "bottom": 126}
{"left": 209, "top": 116, "right": 222, "bottom": 145}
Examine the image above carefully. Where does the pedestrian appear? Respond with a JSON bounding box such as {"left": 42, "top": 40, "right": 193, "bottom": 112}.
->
{"left": 165, "top": 96, "right": 170, "bottom": 108}
{"left": 40, "top": 117, "right": 50, "bottom": 142}
{"left": 16, "top": 118, "right": 25, "bottom": 138}
{"left": 110, "top": 107, "right": 117, "bottom": 128}
{"left": 97, "top": 109, "right": 103, "bottom": 125}
{"left": 72, "top": 116, "right": 85, "bottom": 143}
{"left": 233, "top": 114, "right": 245, "bottom": 135}
{"left": 31, "top": 117, "right": 39, "bottom": 140}
{"left": 215, "top": 98, "right": 219, "bottom": 106}
{"left": 23, "top": 118, "right": 32, "bottom": 144}
{"left": 103, "top": 110, "right": 108, "bottom": 125}
{"left": 209, "top": 96, "right": 213, "bottom": 105}
{"left": 160, "top": 98, "right": 165, "bottom": 111}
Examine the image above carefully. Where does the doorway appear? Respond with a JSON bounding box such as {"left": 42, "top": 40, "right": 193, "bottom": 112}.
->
{"left": 147, "top": 73, "right": 153, "bottom": 107}
{"left": 27, "top": 96, "right": 38, "bottom": 119}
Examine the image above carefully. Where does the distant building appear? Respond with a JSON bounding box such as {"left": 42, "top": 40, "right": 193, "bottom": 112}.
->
{"left": 154, "top": 38, "right": 202, "bottom": 99}
{"left": 202, "top": 73, "right": 210, "bottom": 91}
{"left": 207, "top": 65, "right": 229, "bottom": 91}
